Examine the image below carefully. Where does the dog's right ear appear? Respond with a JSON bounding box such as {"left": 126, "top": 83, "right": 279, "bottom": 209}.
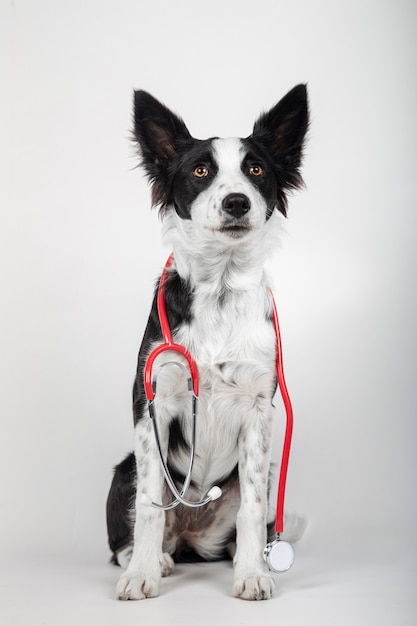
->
{"left": 133, "top": 91, "right": 191, "bottom": 202}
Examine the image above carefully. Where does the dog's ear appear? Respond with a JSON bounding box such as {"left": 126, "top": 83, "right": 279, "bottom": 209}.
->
{"left": 132, "top": 91, "right": 191, "bottom": 208}
{"left": 251, "top": 84, "right": 309, "bottom": 215}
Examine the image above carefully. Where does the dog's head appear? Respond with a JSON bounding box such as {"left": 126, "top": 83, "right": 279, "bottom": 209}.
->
{"left": 132, "top": 86, "right": 308, "bottom": 245}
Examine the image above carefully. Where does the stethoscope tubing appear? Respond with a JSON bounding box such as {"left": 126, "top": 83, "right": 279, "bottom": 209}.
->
{"left": 144, "top": 254, "right": 198, "bottom": 402}
{"left": 270, "top": 294, "right": 294, "bottom": 535}
{"left": 146, "top": 389, "right": 201, "bottom": 509}
{"left": 143, "top": 255, "right": 294, "bottom": 538}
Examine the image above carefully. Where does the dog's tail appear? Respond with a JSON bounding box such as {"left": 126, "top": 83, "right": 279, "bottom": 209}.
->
{"left": 281, "top": 512, "right": 308, "bottom": 543}
{"left": 268, "top": 460, "right": 308, "bottom": 543}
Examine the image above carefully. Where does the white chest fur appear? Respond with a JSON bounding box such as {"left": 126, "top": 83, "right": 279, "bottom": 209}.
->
{"left": 177, "top": 280, "right": 276, "bottom": 369}
{"left": 158, "top": 273, "right": 277, "bottom": 487}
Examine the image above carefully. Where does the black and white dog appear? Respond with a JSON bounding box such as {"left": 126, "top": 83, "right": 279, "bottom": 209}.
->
{"left": 107, "top": 85, "right": 309, "bottom": 601}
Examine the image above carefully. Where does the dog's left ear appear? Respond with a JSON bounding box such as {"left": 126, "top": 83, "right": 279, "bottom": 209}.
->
{"left": 251, "top": 84, "right": 309, "bottom": 214}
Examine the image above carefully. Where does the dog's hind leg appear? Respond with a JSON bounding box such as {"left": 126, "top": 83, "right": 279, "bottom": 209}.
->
{"left": 116, "top": 418, "right": 173, "bottom": 600}
{"left": 106, "top": 452, "right": 136, "bottom": 567}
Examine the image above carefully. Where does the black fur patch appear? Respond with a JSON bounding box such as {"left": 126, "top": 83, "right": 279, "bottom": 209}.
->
{"left": 132, "top": 270, "right": 193, "bottom": 425}
{"left": 106, "top": 453, "right": 136, "bottom": 561}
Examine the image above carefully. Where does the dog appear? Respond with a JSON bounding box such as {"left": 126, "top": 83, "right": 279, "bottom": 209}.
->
{"left": 106, "top": 84, "right": 309, "bottom": 601}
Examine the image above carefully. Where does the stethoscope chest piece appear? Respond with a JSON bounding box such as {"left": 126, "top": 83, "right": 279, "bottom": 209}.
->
{"left": 263, "top": 538, "right": 295, "bottom": 573}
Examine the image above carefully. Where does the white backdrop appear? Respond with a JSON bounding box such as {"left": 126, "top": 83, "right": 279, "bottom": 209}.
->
{"left": 1, "top": 1, "right": 416, "bottom": 624}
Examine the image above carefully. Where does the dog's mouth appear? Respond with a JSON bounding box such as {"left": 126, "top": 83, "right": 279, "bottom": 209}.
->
{"left": 219, "top": 219, "right": 251, "bottom": 238}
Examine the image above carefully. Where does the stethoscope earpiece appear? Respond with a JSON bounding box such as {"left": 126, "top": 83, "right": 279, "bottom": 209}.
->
{"left": 207, "top": 486, "right": 222, "bottom": 501}
{"left": 139, "top": 493, "right": 153, "bottom": 507}
{"left": 263, "top": 538, "right": 295, "bottom": 573}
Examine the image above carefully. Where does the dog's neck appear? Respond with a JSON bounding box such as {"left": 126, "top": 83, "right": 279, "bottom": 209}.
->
{"left": 162, "top": 209, "right": 282, "bottom": 294}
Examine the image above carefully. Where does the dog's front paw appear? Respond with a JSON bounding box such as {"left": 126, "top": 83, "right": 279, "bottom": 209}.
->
{"left": 117, "top": 569, "right": 160, "bottom": 601}
{"left": 116, "top": 553, "right": 174, "bottom": 600}
{"left": 233, "top": 572, "right": 275, "bottom": 601}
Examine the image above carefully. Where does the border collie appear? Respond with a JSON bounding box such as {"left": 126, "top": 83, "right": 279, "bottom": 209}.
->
{"left": 106, "top": 85, "right": 309, "bottom": 600}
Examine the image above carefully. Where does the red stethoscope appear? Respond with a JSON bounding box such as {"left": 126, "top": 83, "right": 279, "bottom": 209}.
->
{"left": 140, "top": 255, "right": 295, "bottom": 573}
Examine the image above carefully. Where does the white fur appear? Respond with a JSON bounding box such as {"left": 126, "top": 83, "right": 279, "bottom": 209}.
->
{"left": 188, "top": 138, "right": 269, "bottom": 238}
{"left": 118, "top": 137, "right": 283, "bottom": 601}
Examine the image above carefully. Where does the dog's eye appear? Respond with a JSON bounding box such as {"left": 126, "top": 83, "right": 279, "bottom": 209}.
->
{"left": 249, "top": 164, "right": 263, "bottom": 177}
{"left": 193, "top": 165, "right": 209, "bottom": 178}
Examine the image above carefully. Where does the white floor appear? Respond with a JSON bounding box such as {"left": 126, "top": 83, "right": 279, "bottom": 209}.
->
{"left": 1, "top": 529, "right": 414, "bottom": 626}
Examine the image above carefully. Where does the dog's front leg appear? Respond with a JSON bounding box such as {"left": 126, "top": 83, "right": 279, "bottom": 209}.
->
{"left": 233, "top": 406, "right": 275, "bottom": 601}
{"left": 117, "top": 417, "right": 173, "bottom": 600}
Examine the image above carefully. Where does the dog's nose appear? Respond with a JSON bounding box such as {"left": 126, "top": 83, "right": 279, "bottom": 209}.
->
{"left": 222, "top": 193, "right": 251, "bottom": 218}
